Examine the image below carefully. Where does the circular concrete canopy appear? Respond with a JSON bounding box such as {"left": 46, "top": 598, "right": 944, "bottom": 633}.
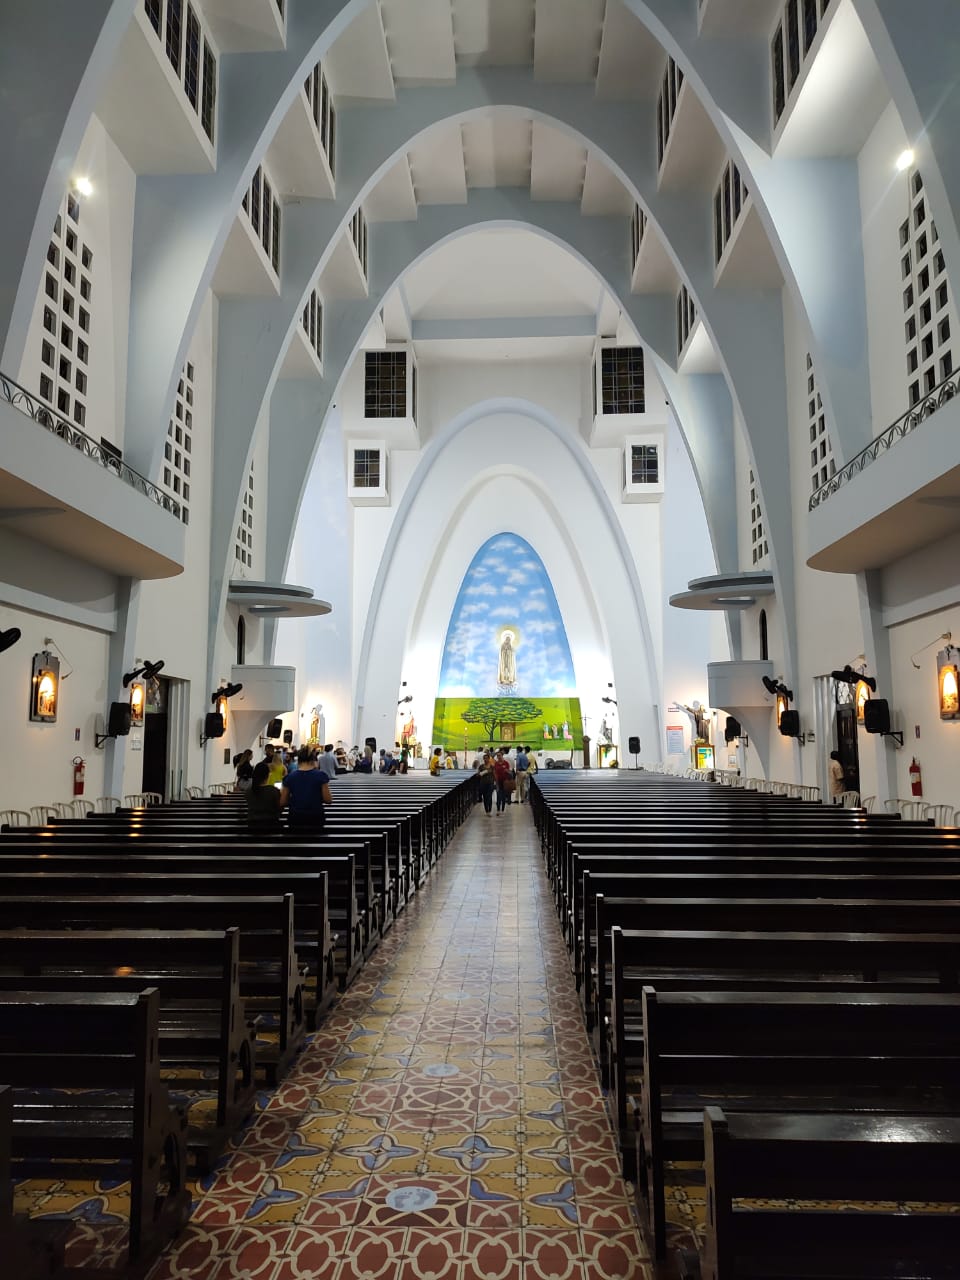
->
{"left": 669, "top": 571, "right": 776, "bottom": 612}
{"left": 227, "top": 581, "right": 331, "bottom": 618}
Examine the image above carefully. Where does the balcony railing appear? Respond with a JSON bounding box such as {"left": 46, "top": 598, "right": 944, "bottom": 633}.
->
{"left": 1, "top": 372, "right": 181, "bottom": 518}
{"left": 809, "top": 371, "right": 960, "bottom": 510}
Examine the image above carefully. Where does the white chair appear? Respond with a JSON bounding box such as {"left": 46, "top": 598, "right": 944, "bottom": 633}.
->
{"left": 860, "top": 795, "right": 877, "bottom": 812}
{"left": 52, "top": 802, "right": 75, "bottom": 819}
{"left": 0, "top": 810, "right": 30, "bottom": 829}
{"left": 898, "top": 799, "right": 927, "bottom": 822}
{"left": 186, "top": 786, "right": 205, "bottom": 799}
{"left": 209, "top": 782, "right": 233, "bottom": 795}
{"left": 71, "top": 798, "right": 95, "bottom": 818}
{"left": 29, "top": 805, "right": 57, "bottom": 827}
{"left": 94, "top": 796, "right": 121, "bottom": 814}
{"left": 841, "top": 791, "right": 862, "bottom": 809}
{"left": 924, "top": 803, "right": 954, "bottom": 827}
{"left": 882, "top": 798, "right": 904, "bottom": 815}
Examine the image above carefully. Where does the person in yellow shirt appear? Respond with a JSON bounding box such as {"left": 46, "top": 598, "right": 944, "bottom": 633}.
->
{"left": 429, "top": 747, "right": 443, "bottom": 776}
{"left": 264, "top": 745, "right": 286, "bottom": 786}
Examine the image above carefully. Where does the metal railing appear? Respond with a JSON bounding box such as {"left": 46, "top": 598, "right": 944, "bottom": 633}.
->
{"left": 809, "top": 372, "right": 959, "bottom": 510}
{"left": 1, "top": 370, "right": 181, "bottom": 519}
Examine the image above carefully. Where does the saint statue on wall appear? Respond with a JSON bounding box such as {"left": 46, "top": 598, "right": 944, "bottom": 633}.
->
{"left": 498, "top": 629, "right": 517, "bottom": 688}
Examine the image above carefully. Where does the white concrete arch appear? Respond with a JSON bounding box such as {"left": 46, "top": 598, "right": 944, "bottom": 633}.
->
{"left": 256, "top": 197, "right": 738, "bottom": 679}
{"left": 352, "top": 398, "right": 663, "bottom": 758}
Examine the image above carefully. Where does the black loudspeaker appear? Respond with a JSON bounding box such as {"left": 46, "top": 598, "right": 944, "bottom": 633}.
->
{"left": 628, "top": 736, "right": 641, "bottom": 755}
{"left": 267, "top": 717, "right": 282, "bottom": 738}
{"left": 365, "top": 736, "right": 377, "bottom": 753}
{"left": 724, "top": 716, "right": 742, "bottom": 744}
{"left": 863, "top": 698, "right": 891, "bottom": 734}
{"left": 108, "top": 701, "right": 131, "bottom": 737}
{"left": 283, "top": 729, "right": 293, "bottom": 744}
{"left": 204, "top": 711, "right": 225, "bottom": 739}
{"left": 778, "top": 709, "right": 800, "bottom": 738}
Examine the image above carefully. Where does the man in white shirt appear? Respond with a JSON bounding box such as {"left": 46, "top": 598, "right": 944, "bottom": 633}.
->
{"left": 318, "top": 743, "right": 339, "bottom": 779}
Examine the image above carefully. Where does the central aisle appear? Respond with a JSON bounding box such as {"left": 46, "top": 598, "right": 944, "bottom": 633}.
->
{"left": 150, "top": 805, "right": 651, "bottom": 1280}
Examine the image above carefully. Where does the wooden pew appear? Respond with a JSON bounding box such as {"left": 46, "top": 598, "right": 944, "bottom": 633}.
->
{"left": 0, "top": 1084, "right": 71, "bottom": 1279}
{"left": 636, "top": 987, "right": 960, "bottom": 1256}
{"left": 0, "top": 928, "right": 255, "bottom": 1171}
{"left": 699, "top": 1107, "right": 960, "bottom": 1280}
{"left": 0, "top": 988, "right": 191, "bottom": 1266}
{"left": 0, "top": 894, "right": 305, "bottom": 1083}
{"left": 587, "top": 888, "right": 960, "bottom": 1045}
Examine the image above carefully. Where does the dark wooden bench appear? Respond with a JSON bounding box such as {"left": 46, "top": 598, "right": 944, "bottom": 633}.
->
{"left": 0, "top": 988, "right": 191, "bottom": 1266}
{"left": 0, "top": 894, "right": 305, "bottom": 1082}
{"left": 0, "top": 1084, "right": 71, "bottom": 1278}
{"left": 0, "top": 860, "right": 347, "bottom": 1011}
{"left": 0, "top": 927, "right": 256, "bottom": 1171}
{"left": 698, "top": 1106, "right": 960, "bottom": 1280}
{"left": 636, "top": 987, "right": 960, "bottom": 1256}
{"left": 587, "top": 889, "right": 960, "bottom": 1047}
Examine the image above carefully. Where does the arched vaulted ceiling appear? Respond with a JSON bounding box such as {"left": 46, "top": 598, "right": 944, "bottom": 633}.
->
{"left": 3, "top": 0, "right": 957, "bottom": 701}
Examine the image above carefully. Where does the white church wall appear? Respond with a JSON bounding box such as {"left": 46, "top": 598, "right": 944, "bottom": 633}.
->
{"left": 18, "top": 113, "right": 136, "bottom": 453}
{"left": 275, "top": 406, "right": 355, "bottom": 749}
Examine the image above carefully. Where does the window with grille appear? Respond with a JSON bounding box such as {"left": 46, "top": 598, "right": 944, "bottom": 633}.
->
{"left": 301, "top": 288, "right": 323, "bottom": 364}
{"left": 630, "top": 204, "right": 647, "bottom": 274}
{"left": 364, "top": 351, "right": 406, "bottom": 418}
{"left": 676, "top": 283, "right": 697, "bottom": 357}
{"left": 600, "top": 348, "right": 645, "bottom": 414}
{"left": 629, "top": 444, "right": 659, "bottom": 485}
{"left": 713, "top": 158, "right": 749, "bottom": 265}
{"left": 656, "top": 55, "right": 684, "bottom": 171}
{"left": 749, "top": 468, "right": 769, "bottom": 566}
{"left": 143, "top": 0, "right": 217, "bottom": 143}
{"left": 236, "top": 466, "right": 254, "bottom": 569}
{"left": 805, "top": 354, "right": 835, "bottom": 495}
{"left": 351, "top": 207, "right": 368, "bottom": 280}
{"left": 241, "top": 164, "right": 282, "bottom": 278}
{"left": 901, "top": 169, "right": 954, "bottom": 408}
{"left": 353, "top": 448, "right": 382, "bottom": 489}
{"left": 38, "top": 193, "right": 92, "bottom": 436}
{"left": 303, "top": 61, "right": 335, "bottom": 177}
{"left": 162, "top": 360, "right": 194, "bottom": 525}
{"left": 770, "top": 0, "right": 834, "bottom": 128}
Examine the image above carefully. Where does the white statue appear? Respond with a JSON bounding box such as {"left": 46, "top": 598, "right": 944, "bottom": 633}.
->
{"left": 498, "top": 629, "right": 517, "bottom": 686}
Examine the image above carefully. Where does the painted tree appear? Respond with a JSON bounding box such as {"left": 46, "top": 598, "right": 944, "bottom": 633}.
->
{"left": 461, "top": 697, "right": 543, "bottom": 742}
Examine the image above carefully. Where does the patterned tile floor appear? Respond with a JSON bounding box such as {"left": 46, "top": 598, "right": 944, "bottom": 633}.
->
{"left": 139, "top": 801, "right": 654, "bottom": 1280}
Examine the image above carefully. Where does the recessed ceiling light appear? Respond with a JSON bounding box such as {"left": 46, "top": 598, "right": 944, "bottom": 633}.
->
{"left": 74, "top": 176, "right": 94, "bottom": 198}
{"left": 895, "top": 149, "right": 915, "bottom": 172}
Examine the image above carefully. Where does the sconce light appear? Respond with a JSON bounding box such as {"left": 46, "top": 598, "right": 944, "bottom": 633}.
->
{"left": 938, "top": 646, "right": 960, "bottom": 720}
{"left": 201, "top": 682, "right": 243, "bottom": 746}
{"left": 775, "top": 691, "right": 788, "bottom": 727}
{"left": 0, "top": 626, "right": 21, "bottom": 655}
{"left": 30, "top": 652, "right": 60, "bottom": 723}
{"left": 129, "top": 681, "right": 145, "bottom": 726}
{"left": 855, "top": 679, "right": 872, "bottom": 723}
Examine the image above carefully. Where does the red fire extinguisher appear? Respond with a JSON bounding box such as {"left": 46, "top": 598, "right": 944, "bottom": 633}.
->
{"left": 73, "top": 756, "right": 86, "bottom": 797}
{"left": 909, "top": 757, "right": 922, "bottom": 797}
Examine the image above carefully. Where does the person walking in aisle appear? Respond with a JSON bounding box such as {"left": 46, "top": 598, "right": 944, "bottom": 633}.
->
{"left": 477, "top": 752, "right": 496, "bottom": 814}
{"left": 515, "top": 745, "right": 530, "bottom": 804}
{"left": 493, "top": 748, "right": 513, "bottom": 812}
{"left": 281, "top": 746, "right": 332, "bottom": 834}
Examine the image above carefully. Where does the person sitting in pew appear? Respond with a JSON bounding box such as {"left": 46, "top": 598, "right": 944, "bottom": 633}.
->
{"left": 281, "top": 747, "right": 333, "bottom": 834}
{"left": 246, "top": 761, "right": 283, "bottom": 834}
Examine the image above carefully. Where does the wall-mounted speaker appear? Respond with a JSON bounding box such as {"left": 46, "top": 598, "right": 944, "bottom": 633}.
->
{"left": 108, "top": 701, "right": 132, "bottom": 738}
{"left": 204, "top": 711, "right": 225, "bottom": 739}
{"left": 282, "top": 729, "right": 293, "bottom": 745}
{"left": 365, "top": 736, "right": 377, "bottom": 753}
{"left": 267, "top": 717, "right": 282, "bottom": 738}
{"left": 628, "top": 736, "right": 641, "bottom": 755}
{"left": 778, "top": 709, "right": 800, "bottom": 738}
{"left": 863, "top": 698, "right": 891, "bottom": 734}
{"left": 724, "top": 717, "right": 742, "bottom": 744}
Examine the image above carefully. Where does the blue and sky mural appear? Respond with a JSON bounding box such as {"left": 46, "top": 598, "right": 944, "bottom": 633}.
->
{"left": 437, "top": 533, "right": 577, "bottom": 698}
